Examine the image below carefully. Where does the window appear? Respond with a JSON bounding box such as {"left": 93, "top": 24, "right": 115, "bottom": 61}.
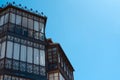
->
{"left": 49, "top": 74, "right": 53, "bottom": 80}
{"left": 64, "top": 63, "right": 67, "bottom": 72}
{"left": 0, "top": 43, "right": 1, "bottom": 58}
{"left": 34, "top": 21, "right": 39, "bottom": 31}
{"left": 6, "top": 41, "right": 13, "bottom": 58}
{"left": 8, "top": 24, "right": 15, "bottom": 32}
{"left": 0, "top": 75, "right": 3, "bottom": 80}
{"left": 34, "top": 31, "right": 39, "bottom": 39}
{"left": 10, "top": 13, "right": 15, "bottom": 23}
{"left": 49, "top": 73, "right": 58, "bottom": 80}
{"left": 61, "top": 58, "right": 63, "bottom": 67}
{"left": 39, "top": 22, "right": 44, "bottom": 33}
{"left": 27, "top": 47, "right": 33, "bottom": 63}
{"left": 15, "top": 26, "right": 21, "bottom": 34}
{"left": 0, "top": 15, "right": 4, "bottom": 26}
{"left": 28, "top": 19, "right": 33, "bottom": 29}
{"left": 22, "top": 28, "right": 28, "bottom": 36}
{"left": 58, "top": 54, "right": 60, "bottom": 63}
{"left": 4, "top": 75, "right": 11, "bottom": 80}
{"left": 59, "top": 73, "right": 65, "bottom": 80}
{"left": 40, "top": 33, "right": 44, "bottom": 41}
{"left": 48, "top": 54, "right": 52, "bottom": 63}
{"left": 1, "top": 41, "right": 6, "bottom": 59}
{"left": 54, "top": 73, "right": 58, "bottom": 80}
{"left": 13, "top": 43, "right": 20, "bottom": 60}
{"left": 16, "top": 15, "right": 21, "bottom": 25}
{"left": 34, "top": 48, "right": 39, "bottom": 65}
{"left": 4, "top": 13, "right": 9, "bottom": 24}
{"left": 28, "top": 29, "right": 33, "bottom": 37}
{"left": 22, "top": 17, "right": 27, "bottom": 27}
{"left": 20, "top": 45, "right": 27, "bottom": 62}
{"left": 40, "top": 50, "right": 45, "bottom": 66}
{"left": 12, "top": 76, "right": 19, "bottom": 80}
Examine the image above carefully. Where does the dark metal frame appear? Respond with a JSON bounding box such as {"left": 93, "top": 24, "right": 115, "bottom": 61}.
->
{"left": 0, "top": 3, "right": 47, "bottom": 80}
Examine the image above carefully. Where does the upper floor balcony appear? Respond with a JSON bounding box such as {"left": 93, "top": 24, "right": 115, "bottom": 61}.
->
{"left": 0, "top": 4, "right": 47, "bottom": 41}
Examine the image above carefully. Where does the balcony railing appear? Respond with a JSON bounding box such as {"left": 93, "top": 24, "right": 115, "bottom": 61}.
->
{"left": 0, "top": 58, "right": 46, "bottom": 76}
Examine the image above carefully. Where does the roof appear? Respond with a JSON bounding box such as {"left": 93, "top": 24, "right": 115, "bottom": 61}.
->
{"left": 0, "top": 2, "right": 47, "bottom": 20}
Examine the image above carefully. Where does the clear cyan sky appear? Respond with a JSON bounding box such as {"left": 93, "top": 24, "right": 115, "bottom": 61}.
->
{"left": 1, "top": 0, "right": 120, "bottom": 80}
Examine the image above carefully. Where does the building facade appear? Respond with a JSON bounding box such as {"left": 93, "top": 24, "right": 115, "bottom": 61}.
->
{"left": 0, "top": 2, "right": 74, "bottom": 80}
{"left": 46, "top": 39, "right": 74, "bottom": 80}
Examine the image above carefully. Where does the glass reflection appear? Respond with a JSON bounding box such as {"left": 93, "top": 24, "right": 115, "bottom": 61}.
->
{"left": 13, "top": 43, "right": 20, "bottom": 60}
{"left": 40, "top": 50, "right": 45, "bottom": 66}
{"left": 6, "top": 41, "right": 13, "bottom": 58}
{"left": 22, "top": 17, "right": 27, "bottom": 27}
{"left": 20, "top": 45, "right": 27, "bottom": 61}
{"left": 28, "top": 19, "right": 33, "bottom": 29}
{"left": 10, "top": 13, "right": 15, "bottom": 23}
{"left": 49, "top": 73, "right": 59, "bottom": 80}
{"left": 0, "top": 15, "right": 4, "bottom": 26}
{"left": 27, "top": 47, "right": 32, "bottom": 63}
{"left": 28, "top": 30, "right": 33, "bottom": 37}
{"left": 34, "top": 21, "right": 39, "bottom": 31}
{"left": 0, "top": 43, "right": 1, "bottom": 58}
{"left": 4, "top": 13, "right": 9, "bottom": 24}
{"left": 16, "top": 15, "right": 21, "bottom": 25}
{"left": 34, "top": 31, "right": 39, "bottom": 39}
{"left": 34, "top": 48, "right": 39, "bottom": 65}
{"left": 40, "top": 22, "right": 44, "bottom": 33}
{"left": 1, "top": 41, "right": 6, "bottom": 59}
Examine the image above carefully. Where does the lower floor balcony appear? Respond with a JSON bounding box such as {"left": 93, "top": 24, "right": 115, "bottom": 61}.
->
{"left": 0, "top": 58, "right": 46, "bottom": 80}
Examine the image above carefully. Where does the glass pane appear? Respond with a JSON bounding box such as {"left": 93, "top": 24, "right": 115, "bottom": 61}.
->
{"left": 0, "top": 43, "right": 1, "bottom": 58}
{"left": 22, "top": 28, "right": 28, "bottom": 36}
{"left": 10, "top": 13, "right": 15, "bottom": 23}
{"left": 59, "top": 73, "right": 62, "bottom": 80}
{"left": 49, "top": 74, "right": 53, "bottom": 80}
{"left": 34, "top": 21, "right": 39, "bottom": 31}
{"left": 49, "top": 74, "right": 53, "bottom": 78}
{"left": 4, "top": 75, "right": 11, "bottom": 80}
{"left": 20, "top": 45, "right": 26, "bottom": 62}
{"left": 54, "top": 73, "right": 58, "bottom": 77}
{"left": 40, "top": 50, "right": 45, "bottom": 66}
{"left": 6, "top": 41, "right": 13, "bottom": 58}
{"left": 39, "top": 23, "right": 44, "bottom": 33}
{"left": 40, "top": 33, "right": 44, "bottom": 41}
{"left": 27, "top": 47, "right": 32, "bottom": 63}
{"left": 34, "top": 48, "right": 39, "bottom": 65}
{"left": 16, "top": 15, "right": 21, "bottom": 25}
{"left": 0, "top": 15, "right": 4, "bottom": 26}
{"left": 34, "top": 31, "right": 39, "bottom": 39}
{"left": 28, "top": 30, "right": 33, "bottom": 37}
{"left": 0, "top": 75, "right": 3, "bottom": 80}
{"left": 15, "top": 26, "right": 21, "bottom": 35}
{"left": 1, "top": 41, "right": 6, "bottom": 58}
{"left": 61, "top": 58, "right": 63, "bottom": 67}
{"left": 8, "top": 24, "right": 14, "bottom": 32}
{"left": 4, "top": 13, "right": 9, "bottom": 24}
{"left": 12, "top": 77, "right": 19, "bottom": 80}
{"left": 49, "top": 77, "right": 53, "bottom": 80}
{"left": 28, "top": 19, "right": 33, "bottom": 29}
{"left": 54, "top": 77, "right": 58, "bottom": 80}
{"left": 13, "top": 43, "right": 20, "bottom": 60}
{"left": 22, "top": 17, "right": 27, "bottom": 27}
{"left": 58, "top": 54, "right": 60, "bottom": 63}
{"left": 59, "top": 73, "right": 65, "bottom": 80}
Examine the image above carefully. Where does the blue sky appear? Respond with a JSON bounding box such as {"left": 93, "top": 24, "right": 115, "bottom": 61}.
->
{"left": 1, "top": 0, "right": 120, "bottom": 80}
